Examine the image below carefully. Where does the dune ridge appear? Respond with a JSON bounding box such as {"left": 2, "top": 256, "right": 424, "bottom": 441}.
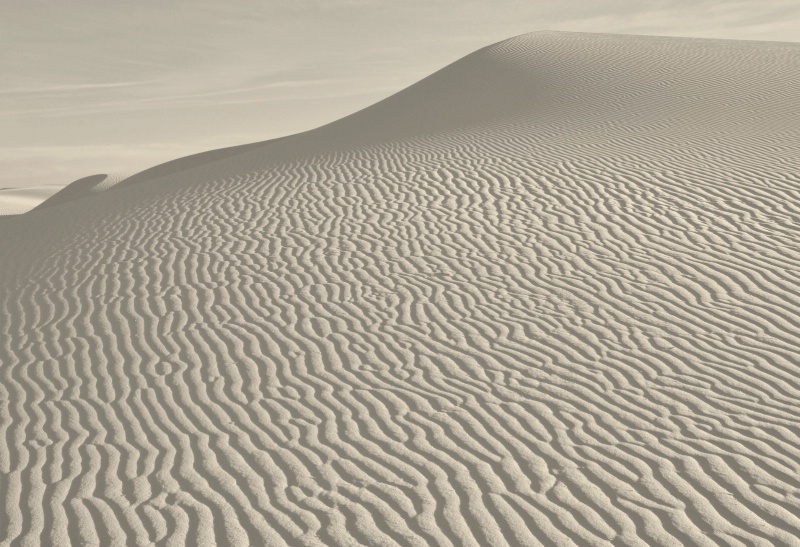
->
{"left": 1, "top": 31, "right": 800, "bottom": 546}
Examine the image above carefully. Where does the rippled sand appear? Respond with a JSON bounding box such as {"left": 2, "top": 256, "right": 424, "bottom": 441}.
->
{"left": 2, "top": 32, "right": 800, "bottom": 546}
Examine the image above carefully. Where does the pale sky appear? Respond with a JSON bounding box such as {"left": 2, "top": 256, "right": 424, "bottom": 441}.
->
{"left": 3, "top": 0, "right": 799, "bottom": 189}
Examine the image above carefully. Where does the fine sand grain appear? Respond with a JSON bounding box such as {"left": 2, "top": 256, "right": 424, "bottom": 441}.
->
{"left": 1, "top": 32, "right": 800, "bottom": 546}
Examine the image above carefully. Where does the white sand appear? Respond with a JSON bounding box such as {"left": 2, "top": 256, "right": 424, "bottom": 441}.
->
{"left": 1, "top": 31, "right": 799, "bottom": 546}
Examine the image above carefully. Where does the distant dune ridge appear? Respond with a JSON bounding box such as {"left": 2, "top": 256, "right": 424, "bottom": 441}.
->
{"left": 0, "top": 186, "right": 62, "bottom": 216}
{"left": 0, "top": 173, "right": 135, "bottom": 217}
{"left": 2, "top": 31, "right": 800, "bottom": 546}
{"left": 27, "top": 172, "right": 134, "bottom": 212}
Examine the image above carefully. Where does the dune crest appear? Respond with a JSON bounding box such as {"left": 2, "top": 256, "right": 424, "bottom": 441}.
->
{"left": 1, "top": 31, "right": 800, "bottom": 546}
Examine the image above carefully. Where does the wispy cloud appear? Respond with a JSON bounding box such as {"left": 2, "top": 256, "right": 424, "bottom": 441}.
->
{"left": 1, "top": 79, "right": 397, "bottom": 119}
{"left": 0, "top": 81, "right": 153, "bottom": 95}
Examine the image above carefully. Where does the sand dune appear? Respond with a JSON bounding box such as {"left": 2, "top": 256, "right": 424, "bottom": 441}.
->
{"left": 2, "top": 31, "right": 800, "bottom": 546}
{"left": 31, "top": 172, "right": 134, "bottom": 212}
{"left": 0, "top": 186, "right": 63, "bottom": 216}
{"left": 0, "top": 172, "right": 135, "bottom": 218}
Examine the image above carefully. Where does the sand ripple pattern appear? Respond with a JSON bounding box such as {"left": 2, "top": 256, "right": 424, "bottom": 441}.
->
{"left": 2, "top": 32, "right": 800, "bottom": 546}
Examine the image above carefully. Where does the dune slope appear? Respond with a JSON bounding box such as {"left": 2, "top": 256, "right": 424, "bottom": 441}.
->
{"left": 1, "top": 31, "right": 800, "bottom": 546}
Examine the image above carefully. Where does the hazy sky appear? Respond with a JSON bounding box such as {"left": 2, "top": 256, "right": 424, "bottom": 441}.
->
{"left": 3, "top": 0, "right": 799, "bottom": 188}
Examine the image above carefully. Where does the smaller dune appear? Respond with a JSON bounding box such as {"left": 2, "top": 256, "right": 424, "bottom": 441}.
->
{"left": 0, "top": 185, "right": 64, "bottom": 216}
{"left": 32, "top": 171, "right": 133, "bottom": 211}
{"left": 29, "top": 139, "right": 287, "bottom": 213}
